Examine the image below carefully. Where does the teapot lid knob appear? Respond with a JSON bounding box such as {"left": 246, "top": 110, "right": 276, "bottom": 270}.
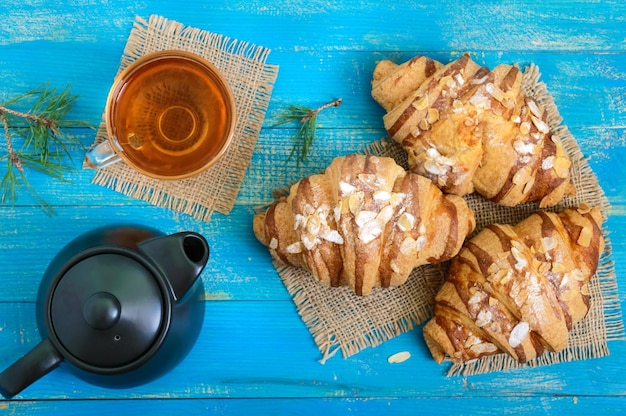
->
{"left": 83, "top": 292, "right": 121, "bottom": 330}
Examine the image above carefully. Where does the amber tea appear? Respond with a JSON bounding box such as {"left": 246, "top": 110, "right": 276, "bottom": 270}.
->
{"left": 104, "top": 51, "right": 236, "bottom": 180}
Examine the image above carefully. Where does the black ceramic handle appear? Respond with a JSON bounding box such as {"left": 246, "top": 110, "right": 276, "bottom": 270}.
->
{"left": 0, "top": 338, "right": 63, "bottom": 399}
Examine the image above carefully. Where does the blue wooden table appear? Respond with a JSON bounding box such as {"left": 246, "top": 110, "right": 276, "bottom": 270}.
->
{"left": 1, "top": 1, "right": 626, "bottom": 414}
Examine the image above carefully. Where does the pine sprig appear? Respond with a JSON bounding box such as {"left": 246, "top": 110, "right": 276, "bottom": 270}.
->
{"left": 0, "top": 83, "right": 92, "bottom": 215}
{"left": 273, "top": 98, "right": 342, "bottom": 166}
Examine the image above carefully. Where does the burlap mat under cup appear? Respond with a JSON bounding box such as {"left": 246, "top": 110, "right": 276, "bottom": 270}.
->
{"left": 275, "top": 63, "right": 623, "bottom": 375}
{"left": 90, "top": 15, "right": 278, "bottom": 222}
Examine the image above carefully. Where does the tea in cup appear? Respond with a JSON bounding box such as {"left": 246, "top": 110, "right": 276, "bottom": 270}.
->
{"left": 85, "top": 50, "right": 236, "bottom": 180}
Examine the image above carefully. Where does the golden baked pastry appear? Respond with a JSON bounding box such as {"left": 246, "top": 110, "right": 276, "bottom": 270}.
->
{"left": 372, "top": 54, "right": 575, "bottom": 207}
{"left": 422, "top": 205, "right": 604, "bottom": 364}
{"left": 253, "top": 154, "right": 475, "bottom": 296}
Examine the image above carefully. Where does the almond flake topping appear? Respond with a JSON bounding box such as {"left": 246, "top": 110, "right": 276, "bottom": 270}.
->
{"left": 334, "top": 205, "right": 341, "bottom": 223}
{"left": 359, "top": 219, "right": 384, "bottom": 244}
{"left": 358, "top": 173, "right": 383, "bottom": 189}
{"left": 285, "top": 242, "right": 303, "bottom": 254}
{"left": 469, "top": 92, "right": 491, "bottom": 110}
{"left": 475, "top": 309, "right": 493, "bottom": 327}
{"left": 571, "top": 268, "right": 585, "bottom": 282}
{"left": 512, "top": 167, "right": 531, "bottom": 186}
{"left": 339, "top": 181, "right": 356, "bottom": 196}
{"left": 348, "top": 192, "right": 364, "bottom": 215}
{"left": 511, "top": 244, "right": 528, "bottom": 272}
{"left": 559, "top": 274, "right": 569, "bottom": 289}
{"left": 581, "top": 283, "right": 590, "bottom": 296}
{"left": 487, "top": 262, "right": 499, "bottom": 276}
{"left": 416, "top": 235, "right": 427, "bottom": 251}
{"left": 470, "top": 342, "right": 498, "bottom": 355}
{"left": 509, "top": 321, "right": 530, "bottom": 348}
{"left": 377, "top": 204, "right": 395, "bottom": 224}
{"left": 427, "top": 108, "right": 440, "bottom": 124}
{"left": 390, "top": 192, "right": 406, "bottom": 206}
{"left": 397, "top": 212, "right": 415, "bottom": 232}
{"left": 527, "top": 99, "right": 542, "bottom": 119}
{"left": 424, "top": 147, "right": 454, "bottom": 177}
{"left": 553, "top": 157, "right": 571, "bottom": 178}
{"left": 296, "top": 204, "right": 344, "bottom": 251}
{"left": 542, "top": 155, "right": 555, "bottom": 170}
{"left": 514, "top": 138, "right": 535, "bottom": 155}
{"left": 531, "top": 115, "right": 550, "bottom": 134}
{"left": 387, "top": 351, "right": 411, "bottom": 364}
{"left": 465, "top": 335, "right": 480, "bottom": 348}
{"left": 552, "top": 262, "right": 568, "bottom": 274}
{"left": 373, "top": 190, "right": 391, "bottom": 201}
{"left": 294, "top": 214, "right": 306, "bottom": 230}
{"left": 485, "top": 82, "right": 506, "bottom": 103}
{"left": 302, "top": 233, "right": 317, "bottom": 251}
{"left": 355, "top": 210, "right": 378, "bottom": 228}
{"left": 306, "top": 215, "right": 321, "bottom": 236}
{"left": 542, "top": 236, "right": 556, "bottom": 252}
{"left": 468, "top": 291, "right": 485, "bottom": 305}
{"left": 519, "top": 121, "right": 531, "bottom": 135}
{"left": 577, "top": 226, "right": 592, "bottom": 247}
{"left": 400, "top": 237, "right": 417, "bottom": 256}
{"left": 323, "top": 230, "right": 344, "bottom": 245}
{"left": 471, "top": 75, "right": 488, "bottom": 85}
{"left": 499, "top": 269, "right": 513, "bottom": 285}
{"left": 412, "top": 95, "right": 429, "bottom": 110}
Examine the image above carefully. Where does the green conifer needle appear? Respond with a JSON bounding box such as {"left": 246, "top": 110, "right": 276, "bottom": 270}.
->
{"left": 273, "top": 98, "right": 342, "bottom": 166}
{"left": 0, "top": 83, "right": 93, "bottom": 215}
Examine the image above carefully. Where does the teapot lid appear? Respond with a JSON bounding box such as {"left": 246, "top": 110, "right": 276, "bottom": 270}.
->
{"left": 49, "top": 252, "right": 166, "bottom": 369}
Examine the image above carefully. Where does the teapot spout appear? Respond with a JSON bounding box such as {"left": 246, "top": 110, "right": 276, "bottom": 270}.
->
{"left": 139, "top": 232, "right": 209, "bottom": 301}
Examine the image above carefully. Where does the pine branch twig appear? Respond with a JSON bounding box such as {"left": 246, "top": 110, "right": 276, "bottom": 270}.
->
{"left": 0, "top": 111, "right": 23, "bottom": 171}
{"left": 273, "top": 98, "right": 342, "bottom": 166}
{"left": 0, "top": 83, "right": 92, "bottom": 215}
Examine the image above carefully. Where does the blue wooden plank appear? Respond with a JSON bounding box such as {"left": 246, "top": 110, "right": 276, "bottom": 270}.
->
{"left": 3, "top": 46, "right": 626, "bottom": 130}
{"left": 0, "top": 205, "right": 286, "bottom": 302}
{"left": 2, "top": 299, "right": 626, "bottom": 400}
{"left": 0, "top": 123, "right": 624, "bottom": 210}
{"left": 1, "top": 193, "right": 623, "bottom": 305}
{"left": 1, "top": 0, "right": 625, "bottom": 412}
{"left": 3, "top": 396, "right": 626, "bottom": 416}
{"left": 2, "top": 1, "right": 626, "bottom": 53}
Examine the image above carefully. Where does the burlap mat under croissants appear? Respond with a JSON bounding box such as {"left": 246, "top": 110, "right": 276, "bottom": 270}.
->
{"left": 88, "top": 15, "right": 278, "bottom": 222}
{"left": 274, "top": 63, "right": 624, "bottom": 375}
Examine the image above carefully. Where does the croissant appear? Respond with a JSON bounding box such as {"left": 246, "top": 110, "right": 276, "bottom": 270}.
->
{"left": 371, "top": 54, "right": 576, "bottom": 207}
{"left": 422, "top": 205, "right": 604, "bottom": 364}
{"left": 253, "top": 154, "right": 476, "bottom": 296}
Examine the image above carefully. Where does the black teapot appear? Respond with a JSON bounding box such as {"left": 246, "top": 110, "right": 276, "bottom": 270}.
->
{"left": 0, "top": 225, "right": 209, "bottom": 398}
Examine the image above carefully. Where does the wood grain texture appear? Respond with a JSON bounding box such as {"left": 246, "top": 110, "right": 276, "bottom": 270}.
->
{"left": 2, "top": 300, "right": 626, "bottom": 399}
{"left": 3, "top": 396, "right": 626, "bottom": 416}
{"left": 0, "top": 0, "right": 625, "bottom": 414}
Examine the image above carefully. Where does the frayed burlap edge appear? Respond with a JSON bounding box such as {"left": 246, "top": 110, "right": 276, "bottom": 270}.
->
{"left": 275, "top": 63, "right": 623, "bottom": 371}
{"left": 89, "top": 15, "right": 278, "bottom": 222}
{"left": 277, "top": 259, "right": 446, "bottom": 363}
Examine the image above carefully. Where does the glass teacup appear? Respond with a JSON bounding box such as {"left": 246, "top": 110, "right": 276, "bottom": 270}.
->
{"left": 85, "top": 50, "right": 236, "bottom": 180}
